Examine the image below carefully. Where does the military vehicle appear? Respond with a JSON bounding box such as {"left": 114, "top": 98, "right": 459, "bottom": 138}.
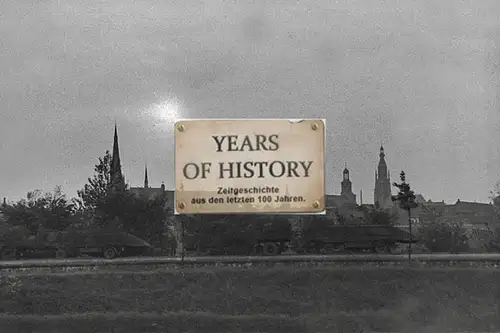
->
{"left": 0, "top": 229, "right": 153, "bottom": 260}
{"left": 299, "top": 223, "right": 418, "bottom": 254}
{"left": 182, "top": 215, "right": 417, "bottom": 256}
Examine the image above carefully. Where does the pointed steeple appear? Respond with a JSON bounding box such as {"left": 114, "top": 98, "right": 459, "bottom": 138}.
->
{"left": 144, "top": 163, "right": 149, "bottom": 188}
{"left": 374, "top": 144, "right": 392, "bottom": 209}
{"left": 377, "top": 144, "right": 388, "bottom": 179}
{"left": 379, "top": 144, "right": 385, "bottom": 159}
{"left": 110, "top": 123, "right": 125, "bottom": 191}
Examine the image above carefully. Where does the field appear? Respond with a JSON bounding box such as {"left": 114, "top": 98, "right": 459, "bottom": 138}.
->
{"left": 1, "top": 266, "right": 500, "bottom": 332}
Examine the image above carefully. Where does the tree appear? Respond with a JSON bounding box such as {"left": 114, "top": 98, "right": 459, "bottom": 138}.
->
{"left": 120, "top": 193, "right": 168, "bottom": 246}
{"left": 0, "top": 186, "right": 76, "bottom": 233}
{"left": 418, "top": 204, "right": 468, "bottom": 253}
{"left": 391, "top": 171, "right": 418, "bottom": 259}
{"left": 76, "top": 150, "right": 112, "bottom": 212}
{"left": 490, "top": 181, "right": 500, "bottom": 223}
{"left": 358, "top": 206, "right": 398, "bottom": 225}
{"left": 76, "top": 150, "right": 134, "bottom": 229}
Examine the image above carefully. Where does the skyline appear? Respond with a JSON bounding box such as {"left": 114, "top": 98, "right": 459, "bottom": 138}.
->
{"left": 1, "top": 0, "right": 499, "bottom": 204}
{"left": 2, "top": 122, "right": 495, "bottom": 205}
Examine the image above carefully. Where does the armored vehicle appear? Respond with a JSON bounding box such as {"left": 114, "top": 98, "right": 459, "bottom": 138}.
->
{"left": 300, "top": 223, "right": 418, "bottom": 254}
{"left": 0, "top": 229, "right": 152, "bottom": 260}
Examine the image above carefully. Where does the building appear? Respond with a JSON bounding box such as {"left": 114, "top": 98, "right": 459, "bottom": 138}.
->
{"left": 109, "top": 125, "right": 171, "bottom": 201}
{"left": 374, "top": 145, "right": 392, "bottom": 209}
{"left": 109, "top": 124, "right": 126, "bottom": 192}
{"left": 109, "top": 125, "right": 179, "bottom": 253}
{"left": 396, "top": 195, "right": 498, "bottom": 228}
{"left": 325, "top": 164, "right": 358, "bottom": 219}
{"left": 129, "top": 164, "right": 171, "bottom": 200}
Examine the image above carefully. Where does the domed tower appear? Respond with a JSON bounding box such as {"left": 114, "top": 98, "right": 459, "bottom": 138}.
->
{"left": 341, "top": 163, "right": 356, "bottom": 204}
{"left": 374, "top": 145, "right": 392, "bottom": 209}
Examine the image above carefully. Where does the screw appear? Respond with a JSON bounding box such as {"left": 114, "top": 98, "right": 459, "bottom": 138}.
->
{"left": 313, "top": 201, "right": 320, "bottom": 208}
{"left": 311, "top": 123, "right": 319, "bottom": 131}
{"left": 178, "top": 202, "right": 185, "bottom": 210}
{"left": 177, "top": 124, "right": 185, "bottom": 132}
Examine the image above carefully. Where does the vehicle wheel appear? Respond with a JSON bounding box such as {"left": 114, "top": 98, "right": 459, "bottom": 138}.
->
{"left": 373, "top": 243, "right": 387, "bottom": 253}
{"left": 253, "top": 244, "right": 263, "bottom": 255}
{"left": 56, "top": 249, "right": 67, "bottom": 258}
{"left": 1, "top": 249, "right": 13, "bottom": 260}
{"left": 262, "top": 242, "right": 279, "bottom": 256}
{"left": 103, "top": 246, "right": 118, "bottom": 259}
{"left": 331, "top": 244, "right": 345, "bottom": 254}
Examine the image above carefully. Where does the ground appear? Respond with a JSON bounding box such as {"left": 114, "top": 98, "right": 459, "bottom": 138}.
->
{"left": 1, "top": 266, "right": 499, "bottom": 332}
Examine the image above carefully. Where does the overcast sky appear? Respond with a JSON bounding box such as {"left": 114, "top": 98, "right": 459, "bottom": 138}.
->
{"left": 1, "top": 0, "right": 499, "bottom": 205}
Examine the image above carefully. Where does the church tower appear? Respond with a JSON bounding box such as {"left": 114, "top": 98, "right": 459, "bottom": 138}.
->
{"left": 110, "top": 123, "right": 125, "bottom": 191}
{"left": 144, "top": 164, "right": 149, "bottom": 188}
{"left": 340, "top": 163, "right": 356, "bottom": 204}
{"left": 374, "top": 145, "right": 392, "bottom": 209}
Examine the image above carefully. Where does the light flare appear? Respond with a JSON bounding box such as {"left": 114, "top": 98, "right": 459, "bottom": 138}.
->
{"left": 143, "top": 96, "right": 187, "bottom": 135}
{"left": 150, "top": 98, "right": 182, "bottom": 125}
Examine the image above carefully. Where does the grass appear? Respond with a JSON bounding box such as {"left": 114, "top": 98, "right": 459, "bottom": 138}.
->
{"left": 1, "top": 266, "right": 500, "bottom": 332}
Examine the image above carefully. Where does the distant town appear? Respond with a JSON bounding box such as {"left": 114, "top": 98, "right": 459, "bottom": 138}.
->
{"left": 3, "top": 124, "right": 498, "bottom": 231}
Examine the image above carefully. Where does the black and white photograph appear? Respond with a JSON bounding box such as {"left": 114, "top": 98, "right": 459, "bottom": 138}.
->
{"left": 1, "top": 0, "right": 500, "bottom": 332}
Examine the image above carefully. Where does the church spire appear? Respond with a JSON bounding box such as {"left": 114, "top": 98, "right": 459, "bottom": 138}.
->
{"left": 110, "top": 123, "right": 125, "bottom": 191}
{"left": 374, "top": 144, "right": 391, "bottom": 209}
{"left": 341, "top": 163, "right": 354, "bottom": 202}
{"left": 144, "top": 163, "right": 149, "bottom": 188}
{"left": 377, "top": 144, "right": 388, "bottom": 178}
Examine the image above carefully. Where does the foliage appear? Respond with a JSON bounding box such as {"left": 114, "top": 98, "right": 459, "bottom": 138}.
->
{"left": 75, "top": 150, "right": 170, "bottom": 245}
{"left": 490, "top": 181, "right": 500, "bottom": 223}
{"left": 332, "top": 208, "right": 348, "bottom": 225}
{"left": 357, "top": 205, "right": 397, "bottom": 225}
{"left": 0, "top": 186, "right": 76, "bottom": 233}
{"left": 121, "top": 193, "right": 169, "bottom": 245}
{"left": 417, "top": 204, "right": 469, "bottom": 253}
{"left": 391, "top": 171, "right": 418, "bottom": 211}
{"left": 75, "top": 150, "right": 113, "bottom": 212}
{"left": 75, "top": 150, "right": 133, "bottom": 230}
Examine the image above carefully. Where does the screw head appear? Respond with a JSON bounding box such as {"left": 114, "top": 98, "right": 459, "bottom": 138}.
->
{"left": 313, "top": 200, "right": 320, "bottom": 208}
{"left": 178, "top": 201, "right": 185, "bottom": 210}
{"left": 177, "top": 124, "right": 185, "bottom": 132}
{"left": 311, "top": 123, "right": 319, "bottom": 131}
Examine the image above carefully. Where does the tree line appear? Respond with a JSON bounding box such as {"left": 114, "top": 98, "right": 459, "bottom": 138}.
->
{"left": 1, "top": 153, "right": 500, "bottom": 254}
{"left": 0, "top": 151, "right": 173, "bottom": 252}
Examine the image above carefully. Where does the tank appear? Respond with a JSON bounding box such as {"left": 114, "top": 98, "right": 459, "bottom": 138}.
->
{"left": 0, "top": 229, "right": 152, "bottom": 260}
{"left": 301, "top": 223, "right": 418, "bottom": 254}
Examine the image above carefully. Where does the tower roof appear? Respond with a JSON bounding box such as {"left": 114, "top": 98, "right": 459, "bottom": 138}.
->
{"left": 379, "top": 145, "right": 385, "bottom": 157}
{"left": 343, "top": 162, "right": 349, "bottom": 174}
{"left": 110, "top": 123, "right": 125, "bottom": 190}
{"left": 378, "top": 144, "right": 387, "bottom": 165}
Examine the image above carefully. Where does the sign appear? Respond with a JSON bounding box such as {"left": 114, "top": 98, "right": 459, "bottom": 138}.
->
{"left": 174, "top": 119, "right": 325, "bottom": 214}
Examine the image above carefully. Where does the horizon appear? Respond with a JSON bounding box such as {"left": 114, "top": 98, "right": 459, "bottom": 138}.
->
{"left": 1, "top": 122, "right": 496, "bottom": 206}
{"left": 1, "top": 0, "right": 499, "bottom": 205}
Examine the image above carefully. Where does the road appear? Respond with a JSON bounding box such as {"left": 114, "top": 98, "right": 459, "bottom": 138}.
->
{"left": 2, "top": 253, "right": 500, "bottom": 268}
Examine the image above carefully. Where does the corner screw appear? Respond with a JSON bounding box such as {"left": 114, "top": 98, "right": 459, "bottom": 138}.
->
{"left": 313, "top": 201, "right": 320, "bottom": 208}
{"left": 311, "top": 123, "right": 319, "bottom": 131}
{"left": 177, "top": 124, "right": 185, "bottom": 132}
{"left": 178, "top": 201, "right": 185, "bottom": 210}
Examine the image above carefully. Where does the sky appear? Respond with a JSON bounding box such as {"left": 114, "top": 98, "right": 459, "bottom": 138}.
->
{"left": 1, "top": 0, "right": 499, "bottom": 205}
